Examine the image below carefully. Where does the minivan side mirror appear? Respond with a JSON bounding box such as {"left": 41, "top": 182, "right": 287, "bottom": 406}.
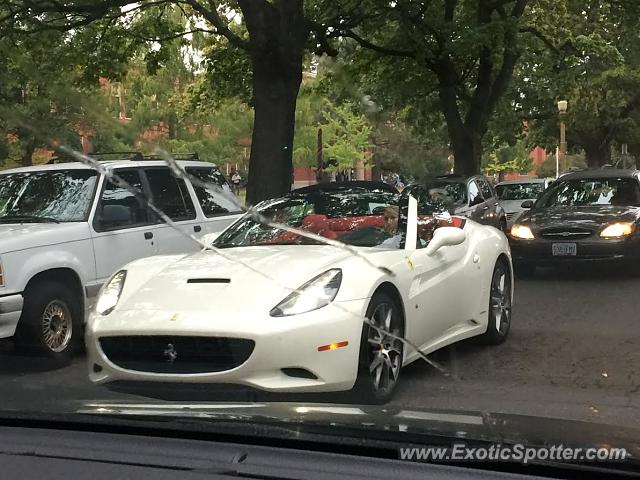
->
{"left": 521, "top": 200, "right": 534, "bottom": 209}
{"left": 425, "top": 227, "right": 466, "bottom": 256}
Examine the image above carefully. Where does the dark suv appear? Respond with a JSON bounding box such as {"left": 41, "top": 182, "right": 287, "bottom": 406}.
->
{"left": 425, "top": 174, "right": 507, "bottom": 231}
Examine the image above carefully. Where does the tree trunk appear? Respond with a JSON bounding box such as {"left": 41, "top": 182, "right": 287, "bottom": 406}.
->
{"left": 21, "top": 138, "right": 35, "bottom": 167}
{"left": 584, "top": 141, "right": 612, "bottom": 168}
{"left": 239, "top": 0, "right": 309, "bottom": 205}
{"left": 245, "top": 55, "right": 301, "bottom": 204}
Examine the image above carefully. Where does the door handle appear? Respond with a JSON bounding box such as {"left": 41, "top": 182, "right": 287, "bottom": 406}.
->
{"left": 193, "top": 225, "right": 202, "bottom": 233}
{"left": 144, "top": 232, "right": 153, "bottom": 240}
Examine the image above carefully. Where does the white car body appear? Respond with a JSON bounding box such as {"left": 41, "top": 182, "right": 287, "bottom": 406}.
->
{"left": 87, "top": 213, "right": 513, "bottom": 394}
{"left": 496, "top": 178, "right": 552, "bottom": 228}
{"left": 0, "top": 160, "right": 242, "bottom": 342}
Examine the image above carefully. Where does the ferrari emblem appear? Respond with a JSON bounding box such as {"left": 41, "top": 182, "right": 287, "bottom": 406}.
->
{"left": 170, "top": 313, "right": 178, "bottom": 321}
{"left": 163, "top": 343, "right": 178, "bottom": 363}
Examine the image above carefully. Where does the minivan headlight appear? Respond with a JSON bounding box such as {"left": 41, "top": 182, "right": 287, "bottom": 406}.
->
{"left": 600, "top": 222, "right": 635, "bottom": 238}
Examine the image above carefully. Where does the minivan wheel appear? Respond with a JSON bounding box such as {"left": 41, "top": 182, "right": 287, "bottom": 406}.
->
{"left": 15, "top": 281, "right": 81, "bottom": 364}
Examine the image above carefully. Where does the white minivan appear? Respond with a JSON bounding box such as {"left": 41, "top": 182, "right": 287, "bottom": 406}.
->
{"left": 0, "top": 158, "right": 243, "bottom": 363}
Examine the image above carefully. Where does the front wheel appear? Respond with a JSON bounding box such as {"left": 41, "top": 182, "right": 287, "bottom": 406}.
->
{"left": 481, "top": 260, "right": 512, "bottom": 345}
{"left": 14, "top": 281, "right": 81, "bottom": 364}
{"left": 352, "top": 292, "right": 404, "bottom": 404}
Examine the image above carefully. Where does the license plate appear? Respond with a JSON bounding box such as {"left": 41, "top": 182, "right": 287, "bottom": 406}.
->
{"left": 552, "top": 243, "right": 577, "bottom": 256}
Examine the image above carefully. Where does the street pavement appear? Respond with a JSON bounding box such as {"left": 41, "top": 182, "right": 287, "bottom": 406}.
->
{"left": 1, "top": 264, "right": 639, "bottom": 428}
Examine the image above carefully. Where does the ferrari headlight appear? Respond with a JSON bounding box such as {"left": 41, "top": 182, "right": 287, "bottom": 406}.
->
{"left": 511, "top": 224, "right": 535, "bottom": 240}
{"left": 600, "top": 222, "right": 635, "bottom": 238}
{"left": 96, "top": 270, "right": 127, "bottom": 315}
{"left": 270, "top": 269, "right": 342, "bottom": 317}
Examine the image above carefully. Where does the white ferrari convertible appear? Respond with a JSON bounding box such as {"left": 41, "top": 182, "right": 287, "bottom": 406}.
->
{"left": 86, "top": 184, "right": 513, "bottom": 403}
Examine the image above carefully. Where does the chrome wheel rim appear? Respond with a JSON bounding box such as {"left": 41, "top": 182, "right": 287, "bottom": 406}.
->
{"left": 367, "top": 302, "right": 402, "bottom": 394}
{"left": 41, "top": 300, "right": 72, "bottom": 353}
{"left": 490, "top": 265, "right": 512, "bottom": 335}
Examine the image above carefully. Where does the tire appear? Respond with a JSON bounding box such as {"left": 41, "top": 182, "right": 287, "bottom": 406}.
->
{"left": 352, "top": 291, "right": 404, "bottom": 404}
{"left": 14, "top": 281, "right": 82, "bottom": 364}
{"left": 514, "top": 261, "right": 536, "bottom": 278}
{"left": 481, "top": 259, "right": 512, "bottom": 345}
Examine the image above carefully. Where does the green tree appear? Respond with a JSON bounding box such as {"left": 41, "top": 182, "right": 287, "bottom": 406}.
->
{"left": 512, "top": 0, "right": 640, "bottom": 167}
{"left": 317, "top": 0, "right": 535, "bottom": 175}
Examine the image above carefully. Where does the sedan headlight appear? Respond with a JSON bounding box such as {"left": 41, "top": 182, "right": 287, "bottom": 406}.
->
{"left": 511, "top": 224, "right": 535, "bottom": 240}
{"left": 600, "top": 222, "right": 635, "bottom": 238}
{"left": 270, "top": 269, "right": 342, "bottom": 317}
{"left": 95, "top": 270, "right": 127, "bottom": 315}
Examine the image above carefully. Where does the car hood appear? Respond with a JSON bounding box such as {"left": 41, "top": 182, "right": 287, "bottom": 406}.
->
{"left": 0, "top": 222, "right": 91, "bottom": 254}
{"left": 76, "top": 402, "right": 640, "bottom": 460}
{"left": 519, "top": 205, "right": 640, "bottom": 231}
{"left": 116, "top": 245, "right": 359, "bottom": 314}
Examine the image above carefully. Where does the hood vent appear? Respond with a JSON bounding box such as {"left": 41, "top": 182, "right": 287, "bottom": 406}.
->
{"left": 187, "top": 278, "right": 231, "bottom": 284}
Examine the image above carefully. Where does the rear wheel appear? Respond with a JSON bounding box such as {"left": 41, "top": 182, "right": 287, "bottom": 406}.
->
{"left": 353, "top": 292, "right": 404, "bottom": 404}
{"left": 14, "top": 281, "right": 81, "bottom": 365}
{"left": 481, "top": 259, "right": 512, "bottom": 345}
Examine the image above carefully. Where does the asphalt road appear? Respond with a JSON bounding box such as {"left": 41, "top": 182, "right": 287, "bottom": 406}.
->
{"left": 1, "top": 264, "right": 639, "bottom": 428}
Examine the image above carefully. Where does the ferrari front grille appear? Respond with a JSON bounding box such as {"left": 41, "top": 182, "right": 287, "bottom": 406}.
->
{"left": 99, "top": 336, "right": 255, "bottom": 374}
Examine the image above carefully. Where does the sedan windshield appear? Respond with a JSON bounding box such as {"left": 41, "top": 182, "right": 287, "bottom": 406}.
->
{"left": 536, "top": 177, "right": 640, "bottom": 208}
{"left": 496, "top": 183, "right": 546, "bottom": 201}
{"left": 0, "top": 170, "right": 98, "bottom": 222}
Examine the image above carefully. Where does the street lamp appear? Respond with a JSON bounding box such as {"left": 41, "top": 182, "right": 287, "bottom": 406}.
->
{"left": 558, "top": 100, "right": 568, "bottom": 173}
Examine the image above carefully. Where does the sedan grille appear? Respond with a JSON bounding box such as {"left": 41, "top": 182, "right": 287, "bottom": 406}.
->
{"left": 99, "top": 336, "right": 255, "bottom": 374}
{"left": 540, "top": 227, "right": 593, "bottom": 240}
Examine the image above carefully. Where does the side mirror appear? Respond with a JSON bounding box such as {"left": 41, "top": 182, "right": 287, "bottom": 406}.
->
{"left": 425, "top": 227, "right": 466, "bottom": 256}
{"left": 100, "top": 205, "right": 131, "bottom": 227}
{"left": 521, "top": 200, "right": 534, "bottom": 209}
{"left": 201, "top": 231, "right": 222, "bottom": 246}
{"left": 469, "top": 196, "right": 484, "bottom": 207}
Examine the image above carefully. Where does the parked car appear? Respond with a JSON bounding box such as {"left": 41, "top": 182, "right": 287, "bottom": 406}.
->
{"left": 0, "top": 158, "right": 242, "bottom": 362}
{"left": 426, "top": 174, "right": 507, "bottom": 231}
{"left": 509, "top": 169, "right": 640, "bottom": 274}
{"left": 86, "top": 184, "right": 513, "bottom": 403}
{"left": 496, "top": 178, "right": 552, "bottom": 228}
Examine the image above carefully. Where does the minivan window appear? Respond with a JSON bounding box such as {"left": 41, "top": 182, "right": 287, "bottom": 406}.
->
{"left": 144, "top": 168, "right": 196, "bottom": 221}
{"left": 94, "top": 169, "right": 150, "bottom": 231}
{"left": 186, "top": 167, "right": 241, "bottom": 217}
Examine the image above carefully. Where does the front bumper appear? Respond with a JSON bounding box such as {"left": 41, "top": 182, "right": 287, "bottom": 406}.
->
{"left": 86, "top": 299, "right": 369, "bottom": 393}
{"left": 0, "top": 293, "right": 23, "bottom": 338}
{"left": 509, "top": 235, "right": 640, "bottom": 265}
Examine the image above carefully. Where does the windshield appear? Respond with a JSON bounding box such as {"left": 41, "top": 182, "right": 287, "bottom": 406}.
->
{"left": 0, "top": 170, "right": 98, "bottom": 222}
{"left": 496, "top": 183, "right": 546, "bottom": 201}
{"left": 535, "top": 178, "right": 640, "bottom": 208}
{"left": 426, "top": 182, "right": 467, "bottom": 205}
{"left": 214, "top": 191, "right": 406, "bottom": 248}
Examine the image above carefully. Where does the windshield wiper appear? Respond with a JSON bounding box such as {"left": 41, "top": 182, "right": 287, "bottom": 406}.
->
{"left": 0, "top": 215, "right": 60, "bottom": 224}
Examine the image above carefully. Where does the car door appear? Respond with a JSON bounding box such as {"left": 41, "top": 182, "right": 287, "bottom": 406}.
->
{"left": 141, "top": 167, "right": 203, "bottom": 255}
{"left": 403, "top": 187, "right": 470, "bottom": 349}
{"left": 477, "top": 178, "right": 500, "bottom": 227}
{"left": 185, "top": 166, "right": 243, "bottom": 236}
{"left": 90, "top": 168, "right": 160, "bottom": 283}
